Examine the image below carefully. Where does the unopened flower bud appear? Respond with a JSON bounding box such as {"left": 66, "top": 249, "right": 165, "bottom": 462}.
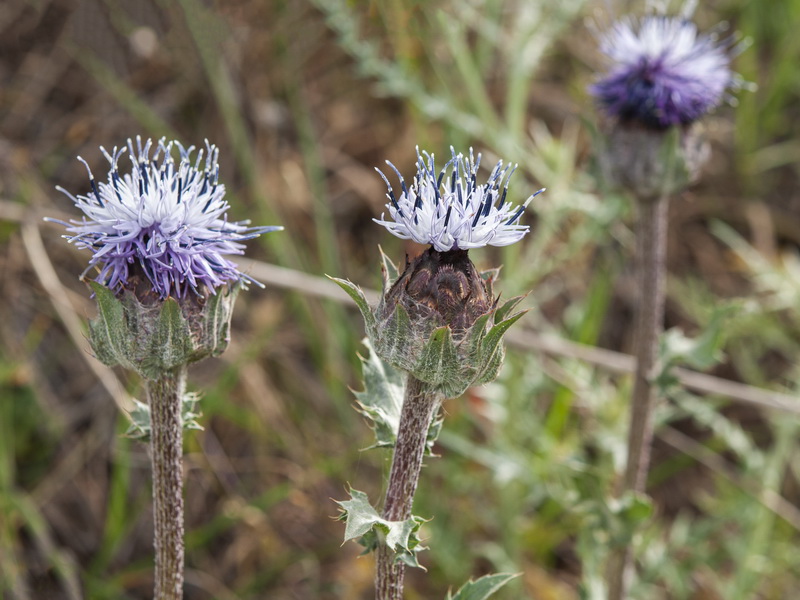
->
{"left": 383, "top": 247, "right": 491, "bottom": 332}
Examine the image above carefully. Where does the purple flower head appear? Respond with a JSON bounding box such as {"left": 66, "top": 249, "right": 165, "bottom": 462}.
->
{"left": 52, "top": 137, "right": 281, "bottom": 299}
{"left": 590, "top": 6, "right": 743, "bottom": 129}
{"left": 373, "top": 147, "right": 544, "bottom": 252}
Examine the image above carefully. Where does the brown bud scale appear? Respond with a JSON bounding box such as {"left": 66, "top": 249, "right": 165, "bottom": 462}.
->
{"left": 382, "top": 247, "right": 494, "bottom": 333}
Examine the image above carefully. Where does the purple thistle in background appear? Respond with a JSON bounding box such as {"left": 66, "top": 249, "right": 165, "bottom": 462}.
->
{"left": 373, "top": 147, "right": 544, "bottom": 252}
{"left": 589, "top": 7, "right": 749, "bottom": 599}
{"left": 590, "top": 6, "right": 742, "bottom": 129}
{"left": 52, "top": 137, "right": 281, "bottom": 298}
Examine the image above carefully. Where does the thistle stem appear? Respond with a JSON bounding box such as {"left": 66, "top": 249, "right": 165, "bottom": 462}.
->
{"left": 376, "top": 375, "right": 441, "bottom": 600}
{"left": 607, "top": 194, "right": 668, "bottom": 600}
{"left": 147, "top": 367, "right": 187, "bottom": 600}
{"left": 627, "top": 195, "right": 669, "bottom": 492}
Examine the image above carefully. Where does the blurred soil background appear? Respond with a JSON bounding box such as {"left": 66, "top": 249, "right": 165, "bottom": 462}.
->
{"left": 3, "top": 0, "right": 800, "bottom": 599}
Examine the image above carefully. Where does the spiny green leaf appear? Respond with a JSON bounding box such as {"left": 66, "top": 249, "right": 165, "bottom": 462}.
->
{"left": 87, "top": 281, "right": 134, "bottom": 369}
{"left": 494, "top": 295, "right": 526, "bottom": 324}
{"left": 142, "top": 298, "right": 193, "bottom": 378}
{"left": 125, "top": 393, "right": 204, "bottom": 441}
{"left": 425, "top": 411, "right": 444, "bottom": 455}
{"left": 445, "top": 573, "right": 520, "bottom": 600}
{"left": 479, "top": 267, "right": 500, "bottom": 297}
{"left": 181, "top": 392, "right": 204, "bottom": 432}
{"left": 328, "top": 276, "right": 376, "bottom": 332}
{"left": 336, "top": 488, "right": 380, "bottom": 541}
{"left": 352, "top": 339, "right": 442, "bottom": 453}
{"left": 664, "top": 306, "right": 734, "bottom": 370}
{"left": 656, "top": 304, "right": 735, "bottom": 393}
{"left": 474, "top": 344, "right": 505, "bottom": 386}
{"left": 202, "top": 284, "right": 238, "bottom": 357}
{"left": 616, "top": 492, "right": 654, "bottom": 525}
{"left": 124, "top": 399, "right": 152, "bottom": 440}
{"left": 335, "top": 488, "right": 427, "bottom": 569}
{"left": 479, "top": 267, "right": 501, "bottom": 282}
{"left": 607, "top": 492, "right": 654, "bottom": 545}
{"left": 464, "top": 313, "right": 492, "bottom": 360}
{"left": 379, "top": 245, "right": 400, "bottom": 292}
{"left": 479, "top": 310, "right": 527, "bottom": 370}
{"left": 353, "top": 338, "right": 405, "bottom": 449}
{"left": 379, "top": 302, "right": 415, "bottom": 370}
{"left": 416, "top": 326, "right": 460, "bottom": 388}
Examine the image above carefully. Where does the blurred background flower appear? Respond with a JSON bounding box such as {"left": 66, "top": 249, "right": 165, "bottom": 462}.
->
{"left": 589, "top": 6, "right": 742, "bottom": 128}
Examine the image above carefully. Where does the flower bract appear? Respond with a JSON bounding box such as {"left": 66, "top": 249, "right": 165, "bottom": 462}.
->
{"left": 52, "top": 137, "right": 281, "bottom": 298}
{"left": 590, "top": 8, "right": 741, "bottom": 129}
{"left": 331, "top": 248, "right": 528, "bottom": 399}
{"left": 373, "top": 148, "right": 543, "bottom": 252}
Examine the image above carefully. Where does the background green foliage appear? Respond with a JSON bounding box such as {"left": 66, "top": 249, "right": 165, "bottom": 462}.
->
{"left": 2, "top": 0, "right": 800, "bottom": 598}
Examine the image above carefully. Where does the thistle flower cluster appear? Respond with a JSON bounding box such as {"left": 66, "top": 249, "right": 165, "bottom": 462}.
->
{"left": 335, "top": 147, "right": 540, "bottom": 398}
{"left": 590, "top": 6, "right": 741, "bottom": 129}
{"left": 52, "top": 137, "right": 281, "bottom": 379}
{"left": 374, "top": 148, "right": 544, "bottom": 252}
{"left": 52, "top": 137, "right": 281, "bottom": 299}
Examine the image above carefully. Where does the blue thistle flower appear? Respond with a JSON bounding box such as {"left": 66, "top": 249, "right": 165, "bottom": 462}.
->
{"left": 51, "top": 137, "right": 281, "bottom": 298}
{"left": 373, "top": 147, "right": 544, "bottom": 252}
{"left": 590, "top": 7, "right": 743, "bottom": 129}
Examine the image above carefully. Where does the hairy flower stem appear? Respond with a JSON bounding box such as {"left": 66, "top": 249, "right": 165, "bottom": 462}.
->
{"left": 147, "top": 367, "right": 187, "bottom": 600}
{"left": 376, "top": 375, "right": 441, "bottom": 600}
{"left": 607, "top": 195, "right": 669, "bottom": 600}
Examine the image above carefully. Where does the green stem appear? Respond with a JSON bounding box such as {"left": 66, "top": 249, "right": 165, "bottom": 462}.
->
{"left": 607, "top": 194, "right": 669, "bottom": 600}
{"left": 147, "top": 367, "right": 187, "bottom": 600}
{"left": 376, "top": 375, "right": 440, "bottom": 600}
